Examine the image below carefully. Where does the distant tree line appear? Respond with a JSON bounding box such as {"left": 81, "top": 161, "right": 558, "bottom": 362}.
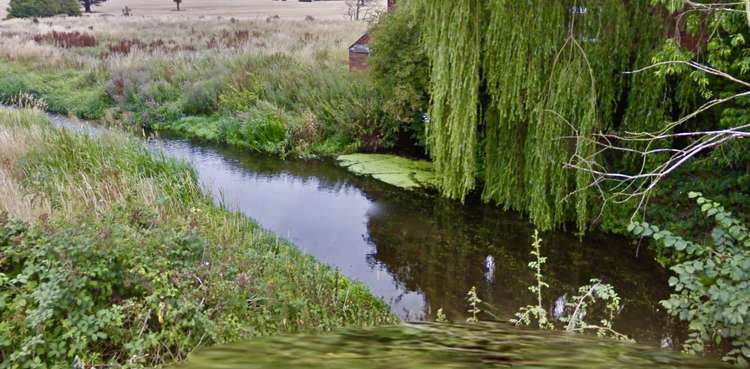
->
{"left": 8, "top": 0, "right": 81, "bottom": 18}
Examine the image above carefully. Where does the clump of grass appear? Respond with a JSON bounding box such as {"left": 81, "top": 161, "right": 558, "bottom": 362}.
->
{"left": 0, "top": 108, "right": 396, "bottom": 368}
{"left": 0, "top": 61, "right": 110, "bottom": 120}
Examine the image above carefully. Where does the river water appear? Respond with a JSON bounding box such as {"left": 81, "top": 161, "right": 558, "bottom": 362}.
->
{"left": 51, "top": 115, "right": 677, "bottom": 346}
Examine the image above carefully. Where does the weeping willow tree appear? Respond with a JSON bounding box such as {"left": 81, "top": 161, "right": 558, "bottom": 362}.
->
{"left": 419, "top": 1, "right": 483, "bottom": 199}
{"left": 407, "top": 0, "right": 671, "bottom": 231}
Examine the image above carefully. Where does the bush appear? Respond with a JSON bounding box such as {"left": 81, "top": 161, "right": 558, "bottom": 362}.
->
{"left": 181, "top": 79, "right": 221, "bottom": 115}
{"left": 8, "top": 0, "right": 81, "bottom": 18}
{"left": 369, "top": 7, "right": 430, "bottom": 148}
{"left": 631, "top": 192, "right": 750, "bottom": 365}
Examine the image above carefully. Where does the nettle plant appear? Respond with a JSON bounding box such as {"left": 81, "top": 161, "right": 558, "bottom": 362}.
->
{"left": 511, "top": 231, "right": 631, "bottom": 341}
{"left": 510, "top": 230, "right": 554, "bottom": 330}
{"left": 631, "top": 192, "right": 750, "bottom": 365}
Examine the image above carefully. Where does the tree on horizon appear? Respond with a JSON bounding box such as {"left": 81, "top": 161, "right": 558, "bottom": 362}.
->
{"left": 80, "top": 0, "right": 107, "bottom": 13}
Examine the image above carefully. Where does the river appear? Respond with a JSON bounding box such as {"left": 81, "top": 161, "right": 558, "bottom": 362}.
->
{"left": 50, "top": 114, "right": 677, "bottom": 347}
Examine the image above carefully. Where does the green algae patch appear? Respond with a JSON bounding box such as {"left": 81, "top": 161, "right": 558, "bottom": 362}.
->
{"left": 337, "top": 153, "right": 436, "bottom": 190}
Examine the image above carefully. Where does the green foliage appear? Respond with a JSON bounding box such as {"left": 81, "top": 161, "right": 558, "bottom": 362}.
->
{"left": 0, "top": 50, "right": 403, "bottom": 157}
{"left": 510, "top": 230, "right": 553, "bottom": 330}
{"left": 158, "top": 116, "right": 224, "bottom": 143}
{"left": 223, "top": 103, "right": 290, "bottom": 155}
{"left": 409, "top": 0, "right": 670, "bottom": 230}
{"left": 512, "top": 230, "right": 630, "bottom": 341}
{"left": 0, "top": 111, "right": 396, "bottom": 368}
{"left": 0, "top": 62, "right": 109, "bottom": 120}
{"left": 8, "top": 0, "right": 81, "bottom": 18}
{"left": 416, "top": 0, "right": 481, "bottom": 201}
{"left": 181, "top": 79, "right": 222, "bottom": 116}
{"left": 0, "top": 218, "right": 216, "bottom": 367}
{"left": 631, "top": 193, "right": 750, "bottom": 365}
{"left": 243, "top": 56, "right": 394, "bottom": 152}
{"left": 369, "top": 7, "right": 430, "bottom": 148}
{"left": 157, "top": 103, "right": 291, "bottom": 156}
{"left": 218, "top": 81, "right": 262, "bottom": 114}
{"left": 561, "top": 279, "right": 632, "bottom": 342}
{"left": 465, "top": 287, "right": 481, "bottom": 323}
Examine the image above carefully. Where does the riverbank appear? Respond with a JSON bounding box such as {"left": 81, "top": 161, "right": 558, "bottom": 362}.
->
{"left": 0, "top": 15, "right": 403, "bottom": 158}
{"left": 0, "top": 108, "right": 395, "bottom": 368}
{"left": 1, "top": 14, "right": 746, "bottom": 238}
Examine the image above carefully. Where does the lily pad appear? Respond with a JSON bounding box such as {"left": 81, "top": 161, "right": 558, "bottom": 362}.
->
{"left": 337, "top": 154, "right": 436, "bottom": 190}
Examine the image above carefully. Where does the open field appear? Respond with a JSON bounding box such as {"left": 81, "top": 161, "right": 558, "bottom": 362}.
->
{"left": 0, "top": 0, "right": 384, "bottom": 20}
{"left": 0, "top": 13, "right": 388, "bottom": 157}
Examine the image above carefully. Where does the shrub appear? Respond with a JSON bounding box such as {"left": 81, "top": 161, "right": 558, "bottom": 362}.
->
{"left": 42, "top": 71, "right": 110, "bottom": 120}
{"left": 8, "top": 0, "right": 81, "bottom": 18}
{"left": 181, "top": 79, "right": 221, "bottom": 115}
{"left": 254, "top": 61, "right": 392, "bottom": 152}
{"left": 369, "top": 7, "right": 430, "bottom": 148}
{"left": 631, "top": 192, "right": 750, "bottom": 365}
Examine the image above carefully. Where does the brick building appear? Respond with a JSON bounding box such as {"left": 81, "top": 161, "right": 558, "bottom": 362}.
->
{"left": 348, "top": 0, "right": 397, "bottom": 72}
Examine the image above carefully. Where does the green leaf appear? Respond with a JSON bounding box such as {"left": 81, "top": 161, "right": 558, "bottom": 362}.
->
{"left": 668, "top": 276, "right": 679, "bottom": 286}
{"left": 675, "top": 240, "right": 687, "bottom": 251}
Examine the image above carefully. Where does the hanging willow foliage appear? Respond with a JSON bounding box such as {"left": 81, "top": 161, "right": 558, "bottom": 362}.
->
{"left": 408, "top": 0, "right": 671, "bottom": 231}
{"left": 481, "top": 1, "right": 565, "bottom": 214}
{"left": 418, "top": 0, "right": 482, "bottom": 200}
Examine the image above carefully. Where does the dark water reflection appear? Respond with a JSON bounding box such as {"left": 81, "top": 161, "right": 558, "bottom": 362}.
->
{"left": 147, "top": 136, "right": 676, "bottom": 346}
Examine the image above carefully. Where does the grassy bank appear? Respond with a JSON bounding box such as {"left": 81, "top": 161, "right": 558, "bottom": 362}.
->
{"left": 0, "top": 108, "right": 396, "bottom": 368}
{"left": 0, "top": 16, "right": 412, "bottom": 159}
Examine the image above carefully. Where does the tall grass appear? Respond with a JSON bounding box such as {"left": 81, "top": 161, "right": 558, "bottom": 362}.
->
{"left": 0, "top": 16, "right": 403, "bottom": 156}
{"left": 0, "top": 108, "right": 396, "bottom": 368}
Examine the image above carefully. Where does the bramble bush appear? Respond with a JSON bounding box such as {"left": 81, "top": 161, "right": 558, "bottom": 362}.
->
{"left": 631, "top": 192, "right": 750, "bottom": 366}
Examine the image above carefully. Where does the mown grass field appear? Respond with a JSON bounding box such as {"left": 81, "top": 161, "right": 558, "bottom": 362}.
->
{"left": 0, "top": 0, "right": 373, "bottom": 20}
